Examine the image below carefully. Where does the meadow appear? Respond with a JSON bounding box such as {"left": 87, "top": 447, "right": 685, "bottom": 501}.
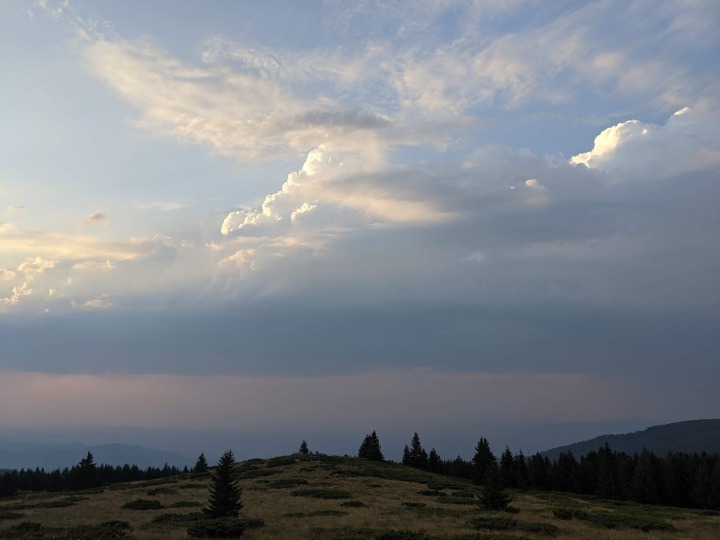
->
{"left": 1, "top": 455, "right": 719, "bottom": 539}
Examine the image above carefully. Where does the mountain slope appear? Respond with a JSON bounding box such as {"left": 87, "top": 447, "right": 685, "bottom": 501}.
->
{"left": 541, "top": 419, "right": 720, "bottom": 460}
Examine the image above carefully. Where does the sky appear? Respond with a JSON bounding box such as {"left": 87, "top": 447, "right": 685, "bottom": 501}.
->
{"left": 1, "top": 0, "right": 719, "bottom": 460}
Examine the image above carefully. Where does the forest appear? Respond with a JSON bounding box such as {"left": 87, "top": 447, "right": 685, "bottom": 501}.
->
{"left": 1, "top": 431, "right": 719, "bottom": 511}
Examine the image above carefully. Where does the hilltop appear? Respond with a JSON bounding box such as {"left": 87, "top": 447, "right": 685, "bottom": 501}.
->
{"left": 541, "top": 419, "right": 720, "bottom": 460}
{"left": 1, "top": 454, "right": 719, "bottom": 539}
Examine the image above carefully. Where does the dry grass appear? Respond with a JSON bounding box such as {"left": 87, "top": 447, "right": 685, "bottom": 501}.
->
{"left": 1, "top": 457, "right": 719, "bottom": 539}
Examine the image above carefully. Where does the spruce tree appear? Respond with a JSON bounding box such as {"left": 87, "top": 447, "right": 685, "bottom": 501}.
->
{"left": 478, "top": 463, "right": 512, "bottom": 511}
{"left": 193, "top": 452, "right": 209, "bottom": 473}
{"left": 358, "top": 431, "right": 384, "bottom": 461}
{"left": 471, "top": 437, "right": 496, "bottom": 485}
{"left": 406, "top": 432, "right": 428, "bottom": 469}
{"left": 428, "top": 448, "right": 442, "bottom": 473}
{"left": 75, "top": 451, "right": 97, "bottom": 489}
{"left": 299, "top": 440, "right": 309, "bottom": 455}
{"left": 204, "top": 450, "right": 243, "bottom": 518}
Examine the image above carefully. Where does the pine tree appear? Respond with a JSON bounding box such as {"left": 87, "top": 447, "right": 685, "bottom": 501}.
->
{"left": 358, "top": 431, "right": 384, "bottom": 461}
{"left": 478, "top": 463, "right": 512, "bottom": 511}
{"left": 471, "top": 437, "right": 496, "bottom": 485}
{"left": 299, "top": 440, "right": 309, "bottom": 455}
{"left": 428, "top": 448, "right": 442, "bottom": 473}
{"left": 75, "top": 451, "right": 97, "bottom": 489}
{"left": 402, "top": 444, "right": 411, "bottom": 465}
{"left": 500, "top": 447, "right": 515, "bottom": 488}
{"left": 204, "top": 450, "right": 243, "bottom": 518}
{"left": 406, "top": 432, "right": 428, "bottom": 469}
{"left": 193, "top": 452, "right": 209, "bottom": 473}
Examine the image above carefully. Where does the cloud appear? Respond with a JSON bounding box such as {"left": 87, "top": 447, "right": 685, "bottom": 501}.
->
{"left": 221, "top": 145, "right": 457, "bottom": 238}
{"left": 6, "top": 204, "right": 24, "bottom": 212}
{"left": 79, "top": 212, "right": 109, "bottom": 226}
{"left": 0, "top": 269, "right": 17, "bottom": 281}
{"left": 17, "top": 256, "right": 57, "bottom": 278}
{"left": 570, "top": 100, "right": 720, "bottom": 179}
{"left": 134, "top": 202, "right": 187, "bottom": 212}
{"left": 71, "top": 295, "right": 114, "bottom": 310}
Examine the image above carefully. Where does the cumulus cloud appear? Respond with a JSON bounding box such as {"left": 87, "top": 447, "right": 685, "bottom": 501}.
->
{"left": 17, "top": 256, "right": 57, "bottom": 278}
{"left": 570, "top": 101, "right": 720, "bottom": 179}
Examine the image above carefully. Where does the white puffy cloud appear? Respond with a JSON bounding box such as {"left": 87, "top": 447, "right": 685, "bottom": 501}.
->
{"left": 17, "top": 256, "right": 57, "bottom": 278}
{"left": 570, "top": 100, "right": 720, "bottom": 179}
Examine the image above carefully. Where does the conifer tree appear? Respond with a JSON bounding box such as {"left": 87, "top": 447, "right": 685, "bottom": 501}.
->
{"left": 471, "top": 437, "right": 496, "bottom": 485}
{"left": 193, "top": 452, "right": 209, "bottom": 473}
{"left": 358, "top": 431, "right": 384, "bottom": 461}
{"left": 75, "top": 451, "right": 97, "bottom": 489}
{"left": 405, "top": 432, "right": 428, "bottom": 469}
{"left": 478, "top": 463, "right": 512, "bottom": 511}
{"left": 428, "top": 448, "right": 442, "bottom": 473}
{"left": 204, "top": 450, "right": 243, "bottom": 518}
{"left": 402, "top": 444, "right": 411, "bottom": 465}
{"left": 299, "top": 440, "right": 310, "bottom": 455}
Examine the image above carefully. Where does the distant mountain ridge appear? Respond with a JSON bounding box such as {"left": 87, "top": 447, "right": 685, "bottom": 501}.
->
{"left": 541, "top": 419, "right": 720, "bottom": 460}
{"left": 0, "top": 441, "right": 191, "bottom": 471}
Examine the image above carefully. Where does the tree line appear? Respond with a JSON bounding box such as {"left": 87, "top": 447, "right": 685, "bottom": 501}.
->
{"left": 0, "top": 451, "right": 186, "bottom": 497}
{"left": 392, "top": 432, "right": 720, "bottom": 510}
{"left": 2, "top": 433, "right": 719, "bottom": 511}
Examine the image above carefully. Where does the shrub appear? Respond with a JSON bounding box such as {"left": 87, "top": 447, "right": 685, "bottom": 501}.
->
{"left": 517, "top": 522, "right": 558, "bottom": 536}
{"left": 59, "top": 520, "right": 132, "bottom": 539}
{"left": 552, "top": 508, "right": 573, "bottom": 520}
{"left": 468, "top": 516, "right": 517, "bottom": 530}
{"left": 186, "top": 517, "right": 264, "bottom": 538}
{"left": 170, "top": 500, "right": 202, "bottom": 508}
{"left": 291, "top": 488, "right": 352, "bottom": 499}
{"left": 401, "top": 502, "right": 426, "bottom": 508}
{"left": 122, "top": 498, "right": 164, "bottom": 510}
{"left": 265, "top": 456, "right": 297, "bottom": 468}
{"left": 341, "top": 500, "right": 366, "bottom": 507}
{"left": 283, "top": 510, "right": 347, "bottom": 518}
{"left": 0, "top": 510, "right": 24, "bottom": 520}
{"left": 267, "top": 478, "right": 309, "bottom": 488}
{"left": 375, "top": 531, "right": 429, "bottom": 540}
{"left": 147, "top": 486, "right": 177, "bottom": 496}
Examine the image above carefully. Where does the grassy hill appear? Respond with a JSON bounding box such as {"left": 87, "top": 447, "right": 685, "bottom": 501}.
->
{"left": 541, "top": 419, "right": 720, "bottom": 460}
{"left": 1, "top": 454, "right": 719, "bottom": 539}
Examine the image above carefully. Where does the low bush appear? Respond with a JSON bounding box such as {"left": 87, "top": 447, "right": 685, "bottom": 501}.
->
{"left": 169, "top": 500, "right": 201, "bottom": 508}
{"left": 401, "top": 502, "right": 426, "bottom": 509}
{"left": 265, "top": 456, "right": 297, "bottom": 468}
{"left": 291, "top": 488, "right": 352, "bottom": 499}
{"left": 468, "top": 516, "right": 517, "bottom": 530}
{"left": 122, "top": 498, "right": 164, "bottom": 510}
{"left": 186, "top": 517, "right": 264, "bottom": 538}
{"left": 375, "top": 531, "right": 429, "bottom": 540}
{"left": 58, "top": 520, "right": 132, "bottom": 539}
{"left": 0, "top": 521, "right": 44, "bottom": 539}
{"left": 147, "top": 487, "right": 177, "bottom": 496}
{"left": 552, "top": 508, "right": 573, "bottom": 520}
{"left": 0, "top": 510, "right": 24, "bottom": 520}
{"left": 283, "top": 510, "right": 347, "bottom": 518}
{"left": 516, "top": 522, "right": 558, "bottom": 536}
{"left": 341, "top": 500, "right": 366, "bottom": 507}
{"left": 267, "top": 478, "right": 309, "bottom": 489}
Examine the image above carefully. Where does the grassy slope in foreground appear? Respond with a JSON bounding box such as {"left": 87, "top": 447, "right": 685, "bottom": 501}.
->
{"left": 1, "top": 454, "right": 719, "bottom": 539}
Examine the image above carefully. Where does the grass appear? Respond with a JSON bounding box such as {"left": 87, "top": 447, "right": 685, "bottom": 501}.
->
{"left": 0, "top": 455, "right": 719, "bottom": 539}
